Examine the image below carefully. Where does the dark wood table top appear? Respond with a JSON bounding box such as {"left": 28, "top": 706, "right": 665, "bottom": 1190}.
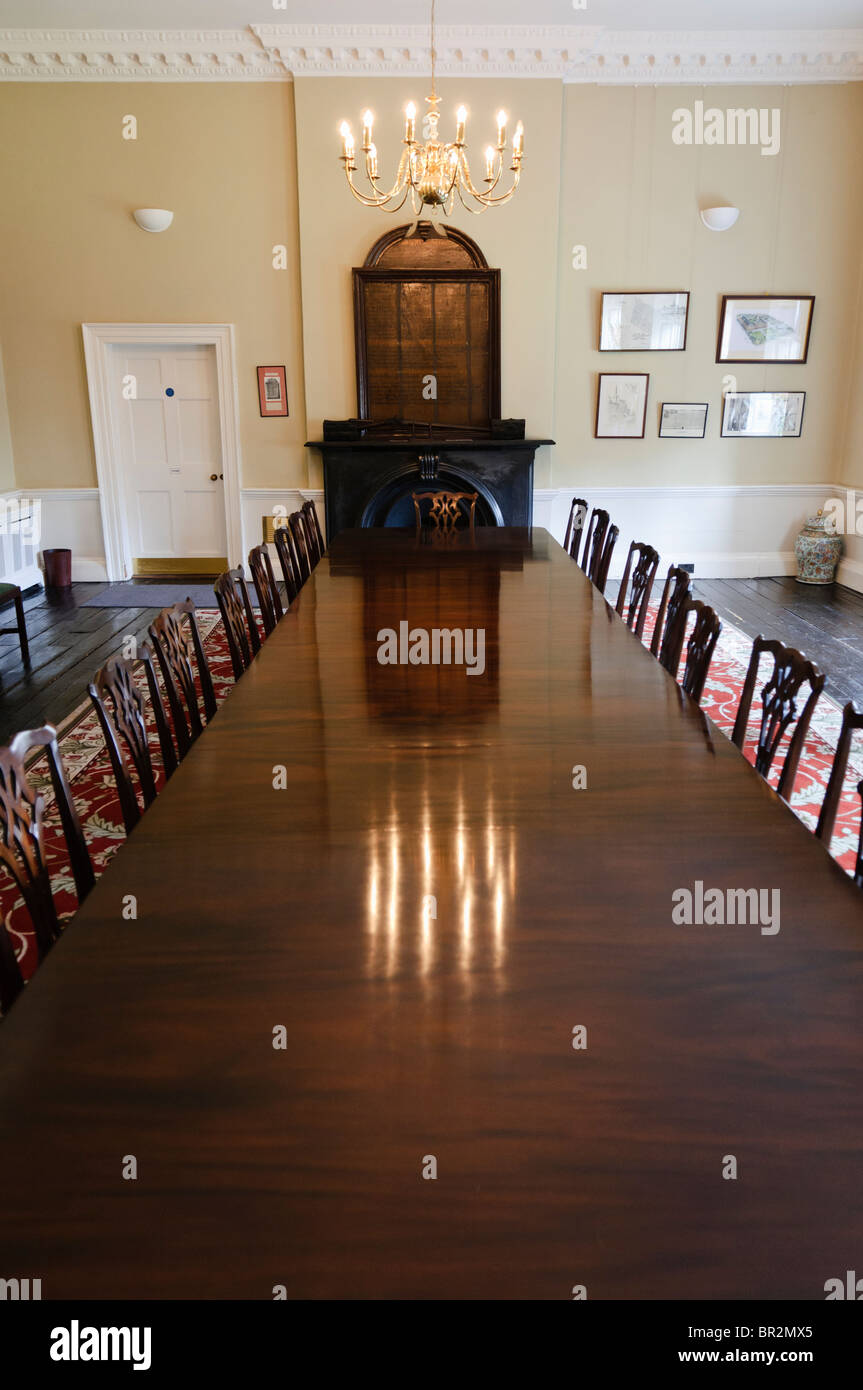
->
{"left": 0, "top": 527, "right": 861, "bottom": 1301}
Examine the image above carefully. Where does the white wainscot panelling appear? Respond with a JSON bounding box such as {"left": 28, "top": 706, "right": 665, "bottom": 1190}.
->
{"left": 240, "top": 488, "right": 325, "bottom": 563}
{"left": 837, "top": 532, "right": 863, "bottom": 595}
{"left": 29, "top": 489, "right": 107, "bottom": 583}
{"left": 9, "top": 484, "right": 855, "bottom": 590}
{"left": 535, "top": 484, "right": 844, "bottom": 583}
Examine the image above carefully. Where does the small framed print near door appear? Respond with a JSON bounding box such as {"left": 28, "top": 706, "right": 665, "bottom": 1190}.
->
{"left": 258, "top": 365, "right": 288, "bottom": 417}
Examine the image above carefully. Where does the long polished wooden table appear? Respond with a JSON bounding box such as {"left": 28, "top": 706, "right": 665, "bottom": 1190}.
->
{"left": 0, "top": 527, "right": 862, "bottom": 1301}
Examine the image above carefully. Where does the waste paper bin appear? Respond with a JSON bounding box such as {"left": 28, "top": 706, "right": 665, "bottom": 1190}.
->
{"left": 43, "top": 548, "right": 72, "bottom": 588}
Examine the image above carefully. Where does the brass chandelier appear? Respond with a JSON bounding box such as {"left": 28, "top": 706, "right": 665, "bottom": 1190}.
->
{"left": 338, "top": 0, "right": 524, "bottom": 216}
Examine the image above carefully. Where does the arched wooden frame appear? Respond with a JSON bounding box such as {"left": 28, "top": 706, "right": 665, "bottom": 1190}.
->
{"left": 353, "top": 222, "right": 501, "bottom": 429}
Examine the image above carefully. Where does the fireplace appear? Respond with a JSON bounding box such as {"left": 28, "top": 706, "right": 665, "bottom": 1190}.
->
{"left": 306, "top": 222, "right": 552, "bottom": 539}
{"left": 307, "top": 429, "right": 550, "bottom": 539}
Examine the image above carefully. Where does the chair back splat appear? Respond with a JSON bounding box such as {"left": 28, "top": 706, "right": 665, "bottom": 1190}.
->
{"left": 302, "top": 498, "right": 325, "bottom": 563}
{"left": 273, "top": 526, "right": 300, "bottom": 605}
{"left": 214, "top": 567, "right": 259, "bottom": 682}
{"left": 412, "top": 491, "right": 478, "bottom": 536}
{"left": 678, "top": 600, "right": 722, "bottom": 705}
{"left": 615, "top": 541, "right": 660, "bottom": 636}
{"left": 581, "top": 508, "right": 610, "bottom": 582}
{"left": 563, "top": 498, "right": 588, "bottom": 558}
{"left": 731, "top": 636, "right": 825, "bottom": 802}
{"left": 148, "top": 601, "right": 217, "bottom": 758}
{"left": 653, "top": 565, "right": 692, "bottom": 674}
{"left": 595, "top": 523, "right": 619, "bottom": 596}
{"left": 816, "top": 700, "right": 863, "bottom": 886}
{"left": 288, "top": 512, "right": 312, "bottom": 583}
{"left": 88, "top": 644, "right": 175, "bottom": 835}
{"left": 248, "top": 544, "right": 284, "bottom": 637}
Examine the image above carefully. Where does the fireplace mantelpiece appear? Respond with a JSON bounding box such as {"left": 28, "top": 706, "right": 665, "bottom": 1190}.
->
{"left": 306, "top": 435, "right": 553, "bottom": 541}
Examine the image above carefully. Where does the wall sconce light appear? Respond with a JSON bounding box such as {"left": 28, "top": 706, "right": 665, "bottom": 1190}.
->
{"left": 700, "top": 206, "right": 740, "bottom": 232}
{"left": 132, "top": 208, "right": 174, "bottom": 233}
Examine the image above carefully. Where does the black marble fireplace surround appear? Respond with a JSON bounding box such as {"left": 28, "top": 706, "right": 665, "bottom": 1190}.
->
{"left": 306, "top": 427, "right": 553, "bottom": 540}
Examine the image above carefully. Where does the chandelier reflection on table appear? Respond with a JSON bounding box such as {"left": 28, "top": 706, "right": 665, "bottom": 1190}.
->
{"left": 337, "top": 0, "right": 524, "bottom": 216}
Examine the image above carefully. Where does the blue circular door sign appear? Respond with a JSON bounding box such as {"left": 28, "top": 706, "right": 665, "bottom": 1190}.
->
{"left": 165, "top": 387, "right": 174, "bottom": 397}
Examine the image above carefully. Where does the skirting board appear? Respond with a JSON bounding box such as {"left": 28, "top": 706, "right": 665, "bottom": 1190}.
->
{"left": 7, "top": 483, "right": 859, "bottom": 590}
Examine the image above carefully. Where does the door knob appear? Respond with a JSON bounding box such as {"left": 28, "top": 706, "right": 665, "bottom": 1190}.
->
{"left": 219, "top": 473, "right": 223, "bottom": 480}
{"left": 210, "top": 473, "right": 218, "bottom": 481}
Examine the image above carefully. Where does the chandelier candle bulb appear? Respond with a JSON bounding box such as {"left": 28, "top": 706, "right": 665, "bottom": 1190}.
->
{"left": 339, "top": 121, "right": 354, "bottom": 162}
{"left": 513, "top": 122, "right": 524, "bottom": 158}
{"left": 485, "top": 146, "right": 496, "bottom": 181}
{"left": 497, "top": 110, "right": 507, "bottom": 148}
{"left": 368, "top": 143, "right": 379, "bottom": 180}
{"left": 362, "top": 110, "right": 374, "bottom": 151}
{"left": 456, "top": 106, "right": 467, "bottom": 145}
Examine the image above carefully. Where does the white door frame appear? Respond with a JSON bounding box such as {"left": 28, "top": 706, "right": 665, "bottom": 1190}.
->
{"left": 82, "top": 323, "right": 243, "bottom": 580}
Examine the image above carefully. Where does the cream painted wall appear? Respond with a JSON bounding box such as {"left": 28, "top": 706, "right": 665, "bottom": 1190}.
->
{"left": 0, "top": 83, "right": 307, "bottom": 492}
{"left": 293, "top": 77, "right": 562, "bottom": 487}
{"left": 0, "top": 77, "right": 862, "bottom": 520}
{"left": 0, "top": 340, "right": 16, "bottom": 493}
{"left": 555, "top": 83, "right": 863, "bottom": 489}
{"left": 839, "top": 190, "right": 863, "bottom": 489}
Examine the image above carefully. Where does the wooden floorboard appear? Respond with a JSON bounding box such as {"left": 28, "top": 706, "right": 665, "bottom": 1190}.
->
{"left": 693, "top": 576, "right": 863, "bottom": 708}
{"left": 0, "top": 581, "right": 202, "bottom": 744}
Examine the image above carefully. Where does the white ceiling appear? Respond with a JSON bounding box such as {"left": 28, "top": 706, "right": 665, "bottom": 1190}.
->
{"left": 2, "top": 0, "right": 862, "bottom": 32}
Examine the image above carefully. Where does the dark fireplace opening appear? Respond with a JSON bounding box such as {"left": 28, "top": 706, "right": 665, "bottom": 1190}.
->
{"left": 360, "top": 466, "right": 503, "bottom": 529}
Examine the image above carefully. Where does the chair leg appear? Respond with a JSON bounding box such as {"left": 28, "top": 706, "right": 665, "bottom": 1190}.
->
{"left": 14, "top": 591, "right": 30, "bottom": 666}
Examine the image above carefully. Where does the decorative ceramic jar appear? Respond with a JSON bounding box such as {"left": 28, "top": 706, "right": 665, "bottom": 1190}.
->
{"left": 794, "top": 509, "right": 842, "bottom": 585}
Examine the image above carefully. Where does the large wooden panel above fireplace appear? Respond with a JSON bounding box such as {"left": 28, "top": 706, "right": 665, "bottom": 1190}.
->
{"left": 354, "top": 222, "right": 499, "bottom": 429}
{"left": 306, "top": 222, "right": 552, "bottom": 538}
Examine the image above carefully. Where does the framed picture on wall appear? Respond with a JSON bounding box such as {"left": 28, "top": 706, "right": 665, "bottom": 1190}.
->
{"left": 721, "top": 390, "right": 805, "bottom": 438}
{"left": 257, "top": 365, "right": 288, "bottom": 417}
{"left": 659, "top": 402, "right": 708, "bottom": 439}
{"left": 716, "top": 295, "right": 814, "bottom": 363}
{"left": 599, "top": 291, "right": 690, "bottom": 352}
{"left": 595, "top": 373, "right": 649, "bottom": 438}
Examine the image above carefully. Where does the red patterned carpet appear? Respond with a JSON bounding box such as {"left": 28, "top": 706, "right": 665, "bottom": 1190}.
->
{"left": 1, "top": 598, "right": 860, "bottom": 984}
{"left": 640, "top": 603, "right": 863, "bottom": 876}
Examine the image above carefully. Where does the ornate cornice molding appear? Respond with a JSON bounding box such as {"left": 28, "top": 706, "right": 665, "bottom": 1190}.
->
{"left": 1, "top": 25, "right": 862, "bottom": 84}
{"left": 0, "top": 29, "right": 285, "bottom": 81}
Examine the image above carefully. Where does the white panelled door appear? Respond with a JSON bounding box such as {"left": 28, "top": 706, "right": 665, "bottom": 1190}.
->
{"left": 113, "top": 344, "right": 227, "bottom": 572}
